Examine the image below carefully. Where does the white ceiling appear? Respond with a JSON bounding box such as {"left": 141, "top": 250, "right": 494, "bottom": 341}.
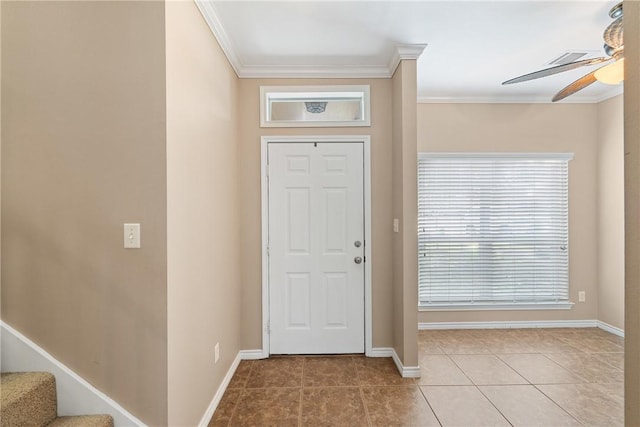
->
{"left": 202, "top": 1, "right": 624, "bottom": 103}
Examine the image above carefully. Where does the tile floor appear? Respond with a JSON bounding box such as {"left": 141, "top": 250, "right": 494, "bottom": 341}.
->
{"left": 210, "top": 328, "right": 624, "bottom": 426}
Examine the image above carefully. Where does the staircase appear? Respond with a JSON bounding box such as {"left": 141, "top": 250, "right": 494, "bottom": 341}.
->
{"left": 1, "top": 372, "right": 114, "bottom": 427}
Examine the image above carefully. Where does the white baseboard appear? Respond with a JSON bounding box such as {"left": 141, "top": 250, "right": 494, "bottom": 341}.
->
{"left": 370, "top": 347, "right": 420, "bottom": 378}
{"left": 419, "top": 320, "right": 599, "bottom": 330}
{"left": 0, "top": 321, "right": 145, "bottom": 427}
{"left": 369, "top": 347, "right": 393, "bottom": 358}
{"left": 198, "top": 348, "right": 269, "bottom": 426}
{"left": 239, "top": 349, "right": 267, "bottom": 360}
{"left": 597, "top": 321, "right": 625, "bottom": 337}
{"left": 390, "top": 349, "right": 420, "bottom": 378}
{"left": 197, "top": 352, "right": 241, "bottom": 427}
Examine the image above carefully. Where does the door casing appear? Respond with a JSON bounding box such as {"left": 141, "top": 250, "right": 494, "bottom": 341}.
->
{"left": 260, "top": 135, "right": 373, "bottom": 357}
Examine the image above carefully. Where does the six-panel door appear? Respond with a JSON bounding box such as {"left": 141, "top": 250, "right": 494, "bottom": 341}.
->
{"left": 268, "top": 142, "right": 365, "bottom": 354}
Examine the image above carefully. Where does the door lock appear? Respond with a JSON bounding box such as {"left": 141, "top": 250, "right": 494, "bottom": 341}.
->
{"left": 354, "top": 256, "right": 363, "bottom": 264}
{"left": 354, "top": 240, "right": 362, "bottom": 248}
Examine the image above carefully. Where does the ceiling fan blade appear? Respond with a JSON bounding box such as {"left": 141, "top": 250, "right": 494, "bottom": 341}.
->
{"left": 502, "top": 57, "right": 609, "bottom": 85}
{"left": 551, "top": 70, "right": 598, "bottom": 102}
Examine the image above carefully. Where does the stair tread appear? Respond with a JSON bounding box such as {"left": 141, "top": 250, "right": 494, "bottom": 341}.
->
{"left": 48, "top": 415, "right": 114, "bottom": 427}
{"left": 1, "top": 372, "right": 55, "bottom": 403}
{"left": 1, "top": 372, "right": 57, "bottom": 427}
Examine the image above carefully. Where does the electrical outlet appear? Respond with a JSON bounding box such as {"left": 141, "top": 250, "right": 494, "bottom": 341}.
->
{"left": 578, "top": 291, "right": 586, "bottom": 303}
{"left": 214, "top": 342, "right": 220, "bottom": 364}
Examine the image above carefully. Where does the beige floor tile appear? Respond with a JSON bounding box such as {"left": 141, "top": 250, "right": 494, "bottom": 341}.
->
{"left": 545, "top": 352, "right": 624, "bottom": 383}
{"left": 526, "top": 337, "right": 583, "bottom": 353}
{"left": 433, "top": 332, "right": 493, "bottom": 355}
{"left": 303, "top": 356, "right": 358, "bottom": 387}
{"left": 361, "top": 386, "right": 440, "bottom": 426}
{"left": 301, "top": 387, "right": 368, "bottom": 426}
{"left": 418, "top": 332, "right": 446, "bottom": 354}
{"left": 538, "top": 383, "right": 624, "bottom": 427}
{"left": 592, "top": 352, "right": 625, "bottom": 370}
{"left": 450, "top": 354, "right": 528, "bottom": 385}
{"left": 354, "top": 357, "right": 415, "bottom": 386}
{"left": 245, "top": 357, "right": 304, "bottom": 388}
{"left": 416, "top": 355, "right": 472, "bottom": 386}
{"left": 480, "top": 334, "right": 543, "bottom": 354}
{"left": 497, "top": 353, "right": 584, "bottom": 384}
{"left": 597, "top": 381, "right": 625, "bottom": 399}
{"left": 421, "top": 385, "right": 510, "bottom": 426}
{"left": 556, "top": 336, "right": 624, "bottom": 353}
{"left": 480, "top": 385, "right": 580, "bottom": 426}
{"left": 228, "top": 388, "right": 300, "bottom": 427}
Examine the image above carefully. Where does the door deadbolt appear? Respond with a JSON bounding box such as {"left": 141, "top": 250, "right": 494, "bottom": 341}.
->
{"left": 354, "top": 240, "right": 362, "bottom": 248}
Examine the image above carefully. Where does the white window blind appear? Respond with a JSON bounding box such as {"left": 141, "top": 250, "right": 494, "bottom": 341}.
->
{"left": 418, "top": 153, "right": 573, "bottom": 309}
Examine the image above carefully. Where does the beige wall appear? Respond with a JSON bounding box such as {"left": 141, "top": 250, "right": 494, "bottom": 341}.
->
{"left": 596, "top": 95, "right": 624, "bottom": 330}
{"left": 391, "top": 61, "right": 419, "bottom": 366}
{"left": 165, "top": 1, "right": 241, "bottom": 425}
{"left": 1, "top": 2, "right": 168, "bottom": 425}
{"left": 237, "top": 78, "right": 394, "bottom": 350}
{"left": 625, "top": 1, "right": 640, "bottom": 424}
{"left": 417, "top": 103, "right": 599, "bottom": 324}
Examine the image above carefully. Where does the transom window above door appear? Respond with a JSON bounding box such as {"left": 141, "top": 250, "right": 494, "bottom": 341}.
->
{"left": 260, "top": 85, "right": 370, "bottom": 128}
{"left": 417, "top": 153, "right": 574, "bottom": 310}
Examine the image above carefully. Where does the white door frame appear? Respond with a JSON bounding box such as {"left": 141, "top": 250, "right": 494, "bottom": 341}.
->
{"left": 261, "top": 135, "right": 373, "bottom": 357}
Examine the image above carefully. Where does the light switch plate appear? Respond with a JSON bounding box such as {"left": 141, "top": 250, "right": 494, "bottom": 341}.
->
{"left": 393, "top": 218, "right": 399, "bottom": 233}
{"left": 124, "top": 223, "right": 141, "bottom": 249}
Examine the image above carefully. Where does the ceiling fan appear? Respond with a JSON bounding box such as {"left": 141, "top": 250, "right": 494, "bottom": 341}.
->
{"left": 502, "top": 2, "right": 624, "bottom": 102}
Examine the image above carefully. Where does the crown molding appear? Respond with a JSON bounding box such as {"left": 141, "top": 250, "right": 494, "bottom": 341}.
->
{"left": 195, "top": 0, "right": 242, "bottom": 77}
{"left": 238, "top": 65, "right": 392, "bottom": 79}
{"left": 196, "top": 1, "right": 426, "bottom": 79}
{"left": 388, "top": 44, "right": 428, "bottom": 75}
{"left": 418, "top": 86, "right": 623, "bottom": 104}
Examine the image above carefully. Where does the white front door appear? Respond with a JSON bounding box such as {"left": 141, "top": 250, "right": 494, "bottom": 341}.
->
{"left": 268, "top": 142, "right": 365, "bottom": 354}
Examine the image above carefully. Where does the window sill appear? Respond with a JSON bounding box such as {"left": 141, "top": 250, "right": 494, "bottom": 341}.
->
{"left": 419, "top": 302, "right": 575, "bottom": 312}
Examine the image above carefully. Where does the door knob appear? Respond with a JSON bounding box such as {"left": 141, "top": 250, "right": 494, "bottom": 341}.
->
{"left": 354, "top": 256, "right": 363, "bottom": 264}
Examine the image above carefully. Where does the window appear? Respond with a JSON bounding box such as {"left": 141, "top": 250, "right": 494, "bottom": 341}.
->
{"left": 260, "top": 85, "right": 370, "bottom": 127}
{"left": 418, "top": 153, "right": 573, "bottom": 310}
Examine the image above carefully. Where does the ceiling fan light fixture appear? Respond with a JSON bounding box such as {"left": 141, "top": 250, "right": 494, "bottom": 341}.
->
{"left": 595, "top": 58, "right": 624, "bottom": 84}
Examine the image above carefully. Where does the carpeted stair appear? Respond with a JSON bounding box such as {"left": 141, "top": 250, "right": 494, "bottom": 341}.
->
{"left": 1, "top": 372, "right": 114, "bottom": 427}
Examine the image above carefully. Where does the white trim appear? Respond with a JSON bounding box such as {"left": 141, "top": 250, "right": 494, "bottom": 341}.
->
{"left": 260, "top": 139, "right": 270, "bottom": 359}
{"left": 260, "top": 135, "right": 373, "bottom": 357}
{"left": 194, "top": 0, "right": 241, "bottom": 77}
{"left": 597, "top": 321, "right": 625, "bottom": 337}
{"left": 239, "top": 65, "right": 392, "bottom": 79}
{"left": 369, "top": 348, "right": 420, "bottom": 378}
{"left": 198, "top": 349, "right": 270, "bottom": 427}
{"left": 369, "top": 347, "right": 394, "bottom": 358}
{"left": 417, "top": 87, "right": 623, "bottom": 105}
{"left": 0, "top": 321, "right": 146, "bottom": 427}
{"left": 239, "top": 349, "right": 267, "bottom": 360}
{"left": 419, "top": 302, "right": 575, "bottom": 311}
{"left": 418, "top": 320, "right": 599, "bottom": 330}
{"left": 391, "top": 349, "right": 421, "bottom": 379}
{"left": 420, "top": 152, "right": 574, "bottom": 161}
{"left": 198, "top": 353, "right": 241, "bottom": 427}
{"left": 388, "top": 44, "right": 427, "bottom": 75}
{"left": 259, "top": 85, "right": 371, "bottom": 128}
